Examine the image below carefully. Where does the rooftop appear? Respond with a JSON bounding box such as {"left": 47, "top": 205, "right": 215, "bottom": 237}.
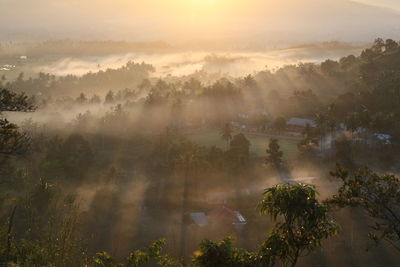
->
{"left": 287, "top": 117, "right": 316, "bottom": 127}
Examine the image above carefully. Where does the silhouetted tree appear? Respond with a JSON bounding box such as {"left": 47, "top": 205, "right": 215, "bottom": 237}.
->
{"left": 104, "top": 90, "right": 115, "bottom": 104}
{"left": 372, "top": 38, "right": 385, "bottom": 54}
{"left": 273, "top": 117, "right": 286, "bottom": 134}
{"left": 89, "top": 94, "right": 101, "bottom": 104}
{"left": 321, "top": 59, "right": 340, "bottom": 76}
{"left": 76, "top": 93, "right": 87, "bottom": 104}
{"left": 0, "top": 119, "right": 29, "bottom": 158}
{"left": 266, "top": 139, "right": 283, "bottom": 168}
{"left": 339, "top": 55, "right": 357, "bottom": 70}
{"left": 220, "top": 123, "right": 233, "bottom": 150}
{"left": 0, "top": 88, "right": 33, "bottom": 167}
{"left": 229, "top": 133, "right": 250, "bottom": 167}
{"left": 384, "top": 39, "right": 398, "bottom": 52}
{"left": 298, "top": 124, "right": 318, "bottom": 159}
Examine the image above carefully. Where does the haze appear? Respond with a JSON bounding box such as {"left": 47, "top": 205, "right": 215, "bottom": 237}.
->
{"left": 1, "top": 0, "right": 400, "bottom": 44}
{"left": 2, "top": 0, "right": 400, "bottom": 265}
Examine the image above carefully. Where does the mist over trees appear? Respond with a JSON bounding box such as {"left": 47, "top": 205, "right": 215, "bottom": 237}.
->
{"left": 1, "top": 38, "right": 400, "bottom": 266}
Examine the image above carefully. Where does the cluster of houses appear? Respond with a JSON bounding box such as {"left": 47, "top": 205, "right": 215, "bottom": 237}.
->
{"left": 230, "top": 111, "right": 393, "bottom": 147}
{"left": 230, "top": 110, "right": 318, "bottom": 136}
{"left": 0, "top": 64, "right": 16, "bottom": 71}
{"left": 0, "top": 56, "right": 27, "bottom": 72}
{"left": 188, "top": 189, "right": 249, "bottom": 231}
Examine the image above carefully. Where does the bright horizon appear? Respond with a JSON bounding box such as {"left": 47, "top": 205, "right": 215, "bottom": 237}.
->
{"left": 1, "top": 0, "right": 400, "bottom": 43}
{"left": 354, "top": 0, "right": 400, "bottom": 11}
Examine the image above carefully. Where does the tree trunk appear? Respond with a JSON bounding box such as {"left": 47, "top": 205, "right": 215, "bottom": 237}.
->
{"left": 179, "top": 156, "right": 191, "bottom": 263}
{"left": 291, "top": 249, "right": 300, "bottom": 267}
{"left": 6, "top": 206, "right": 17, "bottom": 262}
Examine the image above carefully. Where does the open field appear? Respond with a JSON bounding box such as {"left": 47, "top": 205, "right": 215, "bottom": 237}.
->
{"left": 187, "top": 130, "right": 300, "bottom": 160}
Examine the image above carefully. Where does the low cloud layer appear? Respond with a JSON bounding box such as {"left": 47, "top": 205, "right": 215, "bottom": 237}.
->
{"left": 33, "top": 45, "right": 364, "bottom": 77}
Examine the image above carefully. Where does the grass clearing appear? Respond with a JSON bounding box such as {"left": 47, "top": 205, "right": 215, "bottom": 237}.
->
{"left": 187, "top": 130, "right": 299, "bottom": 160}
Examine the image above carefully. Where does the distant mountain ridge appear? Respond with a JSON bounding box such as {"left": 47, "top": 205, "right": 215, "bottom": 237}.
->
{"left": 0, "top": 0, "right": 399, "bottom": 43}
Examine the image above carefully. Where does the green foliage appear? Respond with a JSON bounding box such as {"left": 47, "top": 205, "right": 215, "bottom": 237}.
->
{"left": 258, "top": 183, "right": 338, "bottom": 267}
{"left": 91, "top": 240, "right": 182, "bottom": 267}
{"left": 202, "top": 80, "right": 241, "bottom": 99}
{"left": 297, "top": 125, "right": 318, "bottom": 158}
{"left": 339, "top": 55, "right": 357, "bottom": 70}
{"left": 265, "top": 138, "right": 283, "bottom": 167}
{"left": 318, "top": 38, "right": 400, "bottom": 143}
{"left": 192, "top": 184, "right": 339, "bottom": 267}
{"left": 333, "top": 138, "right": 355, "bottom": 170}
{"left": 220, "top": 123, "right": 233, "bottom": 147}
{"left": 92, "top": 252, "right": 118, "bottom": 267}
{"left": 0, "top": 88, "right": 34, "bottom": 112}
{"left": 228, "top": 134, "right": 250, "bottom": 168}
{"left": 328, "top": 165, "right": 400, "bottom": 251}
{"left": 6, "top": 62, "right": 155, "bottom": 96}
{"left": 41, "top": 134, "right": 93, "bottom": 180}
{"left": 385, "top": 39, "right": 399, "bottom": 52}
{"left": 315, "top": 103, "right": 338, "bottom": 134}
{"left": 0, "top": 179, "right": 85, "bottom": 267}
{"left": 192, "top": 237, "right": 257, "bottom": 267}
{"left": 0, "top": 88, "right": 33, "bottom": 169}
{"left": 0, "top": 119, "right": 30, "bottom": 158}
{"left": 105, "top": 90, "right": 115, "bottom": 104}
{"left": 272, "top": 117, "right": 286, "bottom": 133}
{"left": 1, "top": 39, "right": 400, "bottom": 267}
{"left": 320, "top": 59, "right": 340, "bottom": 76}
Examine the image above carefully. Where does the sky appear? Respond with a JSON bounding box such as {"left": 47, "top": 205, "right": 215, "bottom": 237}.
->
{"left": 354, "top": 0, "right": 400, "bottom": 11}
{"left": 0, "top": 0, "right": 400, "bottom": 44}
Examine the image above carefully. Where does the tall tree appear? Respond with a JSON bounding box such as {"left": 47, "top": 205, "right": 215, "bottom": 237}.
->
{"left": 265, "top": 138, "right": 283, "bottom": 168}
{"left": 384, "top": 39, "right": 399, "bottom": 52}
{"left": 229, "top": 133, "right": 250, "bottom": 167}
{"left": 258, "top": 184, "right": 338, "bottom": 267}
{"left": 76, "top": 92, "right": 87, "bottom": 104}
{"left": 372, "top": 38, "right": 385, "bottom": 54}
{"left": 273, "top": 117, "right": 286, "bottom": 134}
{"left": 298, "top": 125, "right": 318, "bottom": 159}
{"left": 320, "top": 59, "right": 340, "bottom": 76}
{"left": 0, "top": 88, "right": 33, "bottom": 167}
{"left": 104, "top": 90, "right": 115, "bottom": 104}
{"left": 0, "top": 88, "right": 33, "bottom": 112}
{"left": 0, "top": 119, "right": 29, "bottom": 159}
{"left": 220, "top": 123, "right": 233, "bottom": 150}
{"left": 328, "top": 166, "right": 400, "bottom": 252}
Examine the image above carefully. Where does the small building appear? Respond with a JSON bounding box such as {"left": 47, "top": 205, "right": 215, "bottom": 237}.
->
{"left": 374, "top": 133, "right": 392, "bottom": 145}
{"left": 190, "top": 212, "right": 208, "bottom": 227}
{"left": 354, "top": 130, "right": 392, "bottom": 146}
{"left": 287, "top": 117, "right": 316, "bottom": 128}
{"left": 231, "top": 121, "right": 247, "bottom": 130}
{"left": 238, "top": 113, "right": 250, "bottom": 119}
{"left": 208, "top": 205, "right": 247, "bottom": 230}
{"left": 189, "top": 206, "right": 247, "bottom": 230}
{"left": 287, "top": 117, "right": 316, "bottom": 131}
